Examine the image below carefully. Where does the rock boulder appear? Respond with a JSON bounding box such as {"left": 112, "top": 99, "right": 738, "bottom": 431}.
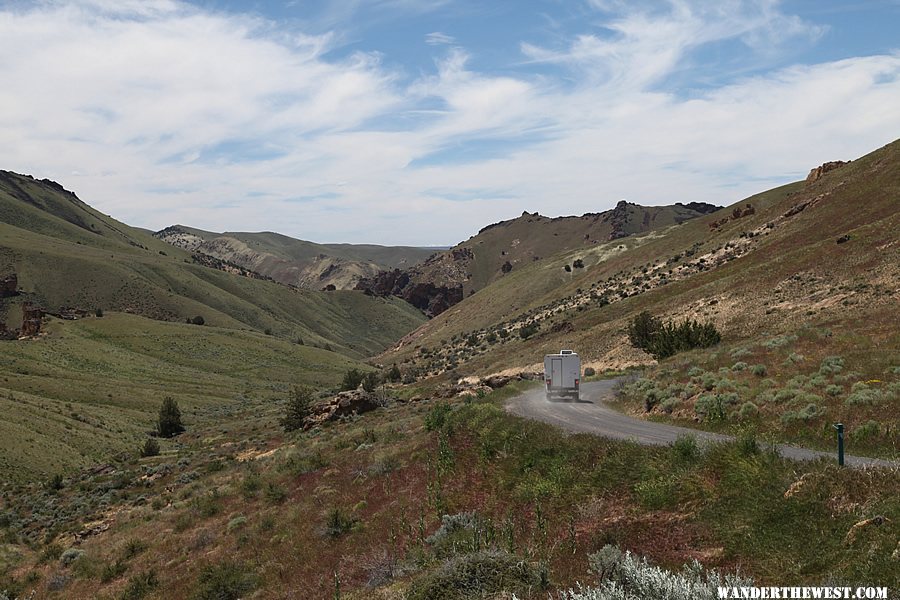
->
{"left": 304, "top": 387, "right": 381, "bottom": 429}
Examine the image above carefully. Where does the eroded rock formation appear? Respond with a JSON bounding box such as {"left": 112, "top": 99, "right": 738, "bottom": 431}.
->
{"left": 0, "top": 274, "right": 17, "bottom": 298}
{"left": 303, "top": 387, "right": 382, "bottom": 430}
{"left": 806, "top": 161, "right": 849, "bottom": 184}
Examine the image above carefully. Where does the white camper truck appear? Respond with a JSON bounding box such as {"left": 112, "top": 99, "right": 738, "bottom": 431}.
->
{"left": 544, "top": 349, "right": 581, "bottom": 401}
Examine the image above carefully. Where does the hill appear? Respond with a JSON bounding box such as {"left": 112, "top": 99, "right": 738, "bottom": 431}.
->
{"left": 154, "top": 225, "right": 437, "bottom": 290}
{"left": 0, "top": 171, "right": 426, "bottom": 358}
{"left": 382, "top": 139, "right": 900, "bottom": 455}
{"left": 0, "top": 148, "right": 897, "bottom": 599}
{"left": 355, "top": 201, "right": 720, "bottom": 316}
{"left": 0, "top": 312, "right": 364, "bottom": 483}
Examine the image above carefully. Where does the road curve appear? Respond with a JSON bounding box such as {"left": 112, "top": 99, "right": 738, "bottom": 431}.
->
{"left": 506, "top": 380, "right": 898, "bottom": 469}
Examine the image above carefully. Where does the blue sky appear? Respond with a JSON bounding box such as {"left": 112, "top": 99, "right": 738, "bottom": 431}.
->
{"left": 1, "top": 0, "right": 899, "bottom": 245}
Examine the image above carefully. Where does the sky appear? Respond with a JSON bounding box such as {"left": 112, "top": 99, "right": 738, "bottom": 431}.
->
{"left": 1, "top": 0, "right": 899, "bottom": 245}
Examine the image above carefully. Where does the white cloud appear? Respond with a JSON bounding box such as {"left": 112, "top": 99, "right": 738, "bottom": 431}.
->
{"left": 0, "top": 0, "right": 897, "bottom": 246}
{"left": 425, "top": 31, "right": 455, "bottom": 45}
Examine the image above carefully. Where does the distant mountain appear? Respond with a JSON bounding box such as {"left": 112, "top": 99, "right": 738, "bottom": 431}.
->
{"left": 0, "top": 171, "right": 425, "bottom": 357}
{"left": 154, "top": 225, "right": 437, "bottom": 290}
{"left": 355, "top": 201, "right": 721, "bottom": 316}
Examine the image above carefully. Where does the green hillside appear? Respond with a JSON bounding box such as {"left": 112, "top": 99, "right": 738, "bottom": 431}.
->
{"left": 384, "top": 139, "right": 900, "bottom": 455}
{"left": 153, "top": 225, "right": 437, "bottom": 290}
{"left": 0, "top": 313, "right": 362, "bottom": 483}
{"left": 0, "top": 171, "right": 426, "bottom": 358}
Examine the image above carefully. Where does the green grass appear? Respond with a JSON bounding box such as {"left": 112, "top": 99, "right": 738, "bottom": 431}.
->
{"left": 1, "top": 170, "right": 426, "bottom": 358}
{"left": 0, "top": 312, "right": 364, "bottom": 482}
{"left": 1, "top": 381, "right": 897, "bottom": 599}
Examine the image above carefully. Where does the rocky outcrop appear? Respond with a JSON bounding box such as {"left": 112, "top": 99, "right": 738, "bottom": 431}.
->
{"left": 0, "top": 273, "right": 17, "bottom": 298}
{"left": 361, "top": 201, "right": 721, "bottom": 316}
{"left": 190, "top": 253, "right": 273, "bottom": 282}
{"left": 303, "top": 387, "right": 382, "bottom": 430}
{"left": 709, "top": 204, "right": 756, "bottom": 230}
{"left": 355, "top": 269, "right": 463, "bottom": 317}
{"left": 806, "top": 161, "right": 849, "bottom": 184}
{"left": 606, "top": 200, "right": 632, "bottom": 240}
{"left": 21, "top": 303, "right": 43, "bottom": 337}
{"left": 676, "top": 202, "right": 721, "bottom": 215}
{"left": 47, "top": 307, "right": 92, "bottom": 320}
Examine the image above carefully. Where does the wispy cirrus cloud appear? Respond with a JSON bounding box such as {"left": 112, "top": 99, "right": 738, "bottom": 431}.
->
{"left": 0, "top": 0, "right": 897, "bottom": 245}
{"left": 425, "top": 31, "right": 455, "bottom": 45}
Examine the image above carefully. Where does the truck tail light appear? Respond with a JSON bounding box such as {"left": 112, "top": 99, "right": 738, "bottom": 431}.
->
{"left": 546, "top": 379, "right": 551, "bottom": 387}
{"left": 575, "top": 379, "right": 580, "bottom": 387}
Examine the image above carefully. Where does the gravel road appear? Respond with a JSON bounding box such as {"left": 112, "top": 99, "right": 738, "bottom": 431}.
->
{"left": 506, "top": 380, "right": 897, "bottom": 469}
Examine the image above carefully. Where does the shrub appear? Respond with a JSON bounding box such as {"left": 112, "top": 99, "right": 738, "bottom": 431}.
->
{"left": 784, "top": 352, "right": 804, "bottom": 365}
{"left": 773, "top": 389, "right": 796, "bottom": 403}
{"left": 46, "top": 474, "right": 64, "bottom": 492}
{"left": 140, "top": 438, "right": 160, "bottom": 458}
{"left": 694, "top": 394, "right": 726, "bottom": 421}
{"left": 280, "top": 387, "right": 314, "bottom": 432}
{"left": 764, "top": 334, "right": 797, "bottom": 349}
{"left": 750, "top": 364, "right": 767, "bottom": 377}
{"left": 559, "top": 550, "right": 752, "bottom": 600}
{"left": 100, "top": 559, "right": 128, "bottom": 583}
{"left": 38, "top": 543, "right": 62, "bottom": 564}
{"left": 120, "top": 570, "right": 159, "bottom": 600}
{"left": 227, "top": 516, "right": 247, "bottom": 533}
{"left": 190, "top": 315, "right": 205, "bottom": 326}
{"left": 425, "top": 402, "right": 453, "bottom": 432}
{"left": 94, "top": 308, "right": 103, "bottom": 317}
{"left": 687, "top": 366, "right": 704, "bottom": 378}
{"left": 715, "top": 378, "right": 735, "bottom": 392}
{"left": 324, "top": 508, "right": 357, "bottom": 538}
{"left": 59, "top": 548, "right": 85, "bottom": 567}
{"left": 341, "top": 368, "right": 365, "bottom": 391}
{"left": 584, "top": 367, "right": 596, "bottom": 377}
{"left": 264, "top": 482, "right": 287, "bottom": 504}
{"left": 846, "top": 382, "right": 881, "bottom": 406}
{"left": 122, "top": 539, "right": 148, "bottom": 560}
{"left": 588, "top": 545, "right": 624, "bottom": 581}
{"left": 240, "top": 471, "right": 262, "bottom": 498}
{"left": 362, "top": 371, "right": 379, "bottom": 393}
{"left": 736, "top": 428, "right": 760, "bottom": 455}
{"left": 671, "top": 435, "right": 699, "bottom": 463}
{"left": 192, "top": 561, "right": 258, "bottom": 600}
{"left": 818, "top": 356, "right": 845, "bottom": 376}
{"left": 628, "top": 312, "right": 721, "bottom": 359}
{"left": 627, "top": 312, "right": 662, "bottom": 351}
{"left": 406, "top": 550, "right": 547, "bottom": 600}
{"left": 157, "top": 397, "right": 185, "bottom": 438}
{"left": 634, "top": 476, "right": 676, "bottom": 509}
{"left": 825, "top": 384, "right": 843, "bottom": 397}
{"left": 573, "top": 258, "right": 585, "bottom": 268}
{"left": 780, "top": 403, "right": 825, "bottom": 425}
{"left": 660, "top": 398, "right": 679, "bottom": 414}
{"left": 519, "top": 322, "right": 539, "bottom": 340}
{"left": 426, "top": 512, "right": 480, "bottom": 556}
{"left": 731, "top": 361, "right": 748, "bottom": 372}
{"left": 737, "top": 402, "right": 759, "bottom": 420}
{"left": 853, "top": 420, "right": 880, "bottom": 440}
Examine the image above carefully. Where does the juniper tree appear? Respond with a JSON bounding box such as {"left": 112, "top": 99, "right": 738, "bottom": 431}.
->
{"left": 280, "top": 387, "right": 314, "bottom": 432}
{"left": 157, "top": 397, "right": 185, "bottom": 438}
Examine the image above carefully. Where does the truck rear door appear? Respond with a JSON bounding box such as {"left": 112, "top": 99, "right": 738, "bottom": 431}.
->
{"left": 551, "top": 358, "right": 563, "bottom": 387}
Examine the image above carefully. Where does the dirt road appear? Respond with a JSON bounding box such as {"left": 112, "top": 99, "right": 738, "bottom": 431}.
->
{"left": 506, "top": 380, "right": 897, "bottom": 468}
